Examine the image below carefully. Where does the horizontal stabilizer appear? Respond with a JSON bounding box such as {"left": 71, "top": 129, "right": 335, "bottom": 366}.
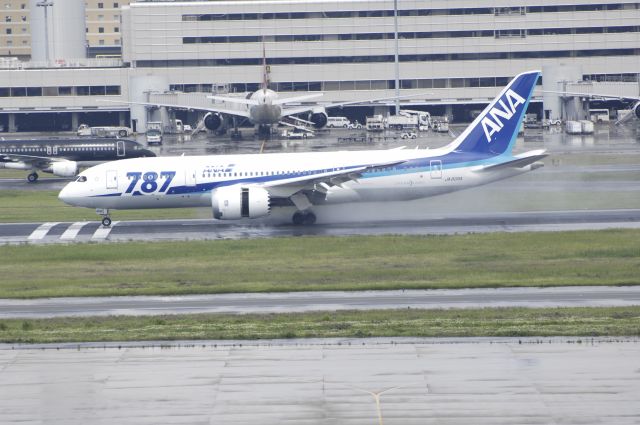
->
{"left": 475, "top": 151, "right": 547, "bottom": 172}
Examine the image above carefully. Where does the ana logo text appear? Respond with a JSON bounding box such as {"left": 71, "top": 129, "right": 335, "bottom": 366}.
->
{"left": 481, "top": 89, "right": 526, "bottom": 143}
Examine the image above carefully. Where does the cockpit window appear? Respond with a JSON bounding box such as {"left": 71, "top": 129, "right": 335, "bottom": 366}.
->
{"left": 76, "top": 176, "right": 87, "bottom": 182}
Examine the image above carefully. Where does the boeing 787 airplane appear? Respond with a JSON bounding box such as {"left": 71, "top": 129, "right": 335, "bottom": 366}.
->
{"left": 59, "top": 71, "right": 546, "bottom": 227}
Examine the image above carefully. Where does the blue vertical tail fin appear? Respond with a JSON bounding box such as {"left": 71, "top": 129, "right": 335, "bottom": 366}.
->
{"left": 450, "top": 70, "right": 540, "bottom": 157}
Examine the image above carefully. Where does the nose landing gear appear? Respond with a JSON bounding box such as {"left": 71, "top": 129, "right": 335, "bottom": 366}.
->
{"left": 292, "top": 210, "right": 316, "bottom": 225}
{"left": 96, "top": 208, "right": 112, "bottom": 227}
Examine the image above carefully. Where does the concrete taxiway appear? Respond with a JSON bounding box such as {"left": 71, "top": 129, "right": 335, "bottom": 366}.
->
{"left": 2, "top": 208, "right": 640, "bottom": 244}
{"left": 1, "top": 286, "right": 639, "bottom": 319}
{"left": 1, "top": 338, "right": 639, "bottom": 425}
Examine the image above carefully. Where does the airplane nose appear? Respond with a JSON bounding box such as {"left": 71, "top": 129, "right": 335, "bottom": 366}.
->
{"left": 58, "top": 183, "right": 75, "bottom": 206}
{"left": 58, "top": 184, "right": 69, "bottom": 203}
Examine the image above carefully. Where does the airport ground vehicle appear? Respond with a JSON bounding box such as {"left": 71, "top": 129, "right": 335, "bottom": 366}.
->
{"left": 431, "top": 117, "right": 450, "bottom": 133}
{"left": 589, "top": 109, "right": 610, "bottom": 123}
{"left": 77, "top": 124, "right": 133, "bottom": 138}
{"left": 400, "top": 131, "right": 417, "bottom": 139}
{"left": 386, "top": 114, "right": 418, "bottom": 130}
{"left": 326, "top": 117, "right": 351, "bottom": 128}
{"left": 542, "top": 118, "right": 562, "bottom": 127}
{"left": 59, "top": 71, "right": 547, "bottom": 227}
{"left": 523, "top": 114, "right": 541, "bottom": 128}
{"left": 366, "top": 115, "right": 384, "bottom": 131}
{"left": 386, "top": 110, "right": 431, "bottom": 130}
{"left": 281, "top": 128, "right": 313, "bottom": 139}
{"left": 146, "top": 129, "right": 163, "bottom": 145}
{"left": 566, "top": 121, "right": 583, "bottom": 134}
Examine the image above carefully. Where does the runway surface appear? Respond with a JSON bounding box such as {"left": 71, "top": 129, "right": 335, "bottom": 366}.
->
{"left": 1, "top": 337, "right": 639, "bottom": 424}
{"left": 2, "top": 208, "right": 639, "bottom": 244}
{"left": 2, "top": 286, "right": 639, "bottom": 319}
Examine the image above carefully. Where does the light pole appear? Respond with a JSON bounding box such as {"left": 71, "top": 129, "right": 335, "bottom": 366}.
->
{"left": 393, "top": 0, "right": 400, "bottom": 115}
{"left": 36, "top": 1, "right": 54, "bottom": 63}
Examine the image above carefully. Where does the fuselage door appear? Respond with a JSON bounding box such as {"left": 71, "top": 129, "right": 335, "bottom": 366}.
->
{"left": 106, "top": 170, "right": 118, "bottom": 189}
{"left": 185, "top": 167, "right": 197, "bottom": 187}
{"left": 46, "top": 146, "right": 52, "bottom": 155}
{"left": 430, "top": 160, "right": 443, "bottom": 179}
{"left": 116, "top": 140, "right": 125, "bottom": 157}
{"left": 52, "top": 146, "right": 58, "bottom": 155}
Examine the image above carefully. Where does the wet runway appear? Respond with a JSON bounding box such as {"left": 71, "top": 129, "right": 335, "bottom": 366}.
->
{"left": 2, "top": 208, "right": 640, "bottom": 244}
{"left": 1, "top": 337, "right": 639, "bottom": 424}
{"left": 2, "top": 286, "right": 639, "bottom": 319}
{"left": 1, "top": 128, "right": 639, "bottom": 424}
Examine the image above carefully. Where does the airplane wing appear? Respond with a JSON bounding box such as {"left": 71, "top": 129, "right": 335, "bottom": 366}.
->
{"left": 541, "top": 89, "right": 639, "bottom": 101}
{"left": 207, "top": 93, "right": 323, "bottom": 107}
{"left": 541, "top": 90, "right": 640, "bottom": 125}
{"left": 258, "top": 159, "right": 405, "bottom": 199}
{"left": 0, "top": 153, "right": 66, "bottom": 167}
{"left": 280, "top": 93, "right": 430, "bottom": 117}
{"left": 207, "top": 95, "right": 259, "bottom": 106}
{"left": 97, "top": 99, "right": 252, "bottom": 118}
{"left": 272, "top": 93, "right": 324, "bottom": 106}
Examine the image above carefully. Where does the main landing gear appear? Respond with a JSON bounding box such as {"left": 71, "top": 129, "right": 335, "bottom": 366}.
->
{"left": 27, "top": 172, "right": 39, "bottom": 183}
{"left": 292, "top": 210, "right": 316, "bottom": 225}
{"left": 97, "top": 208, "right": 112, "bottom": 227}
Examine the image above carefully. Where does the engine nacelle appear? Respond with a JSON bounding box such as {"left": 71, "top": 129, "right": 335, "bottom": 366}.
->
{"left": 309, "top": 108, "right": 328, "bottom": 129}
{"left": 204, "top": 112, "right": 224, "bottom": 131}
{"left": 50, "top": 161, "right": 79, "bottom": 177}
{"left": 211, "top": 186, "right": 270, "bottom": 220}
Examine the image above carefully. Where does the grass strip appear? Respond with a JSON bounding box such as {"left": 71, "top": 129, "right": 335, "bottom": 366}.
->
{"left": 1, "top": 307, "right": 639, "bottom": 343}
{"left": 0, "top": 230, "right": 639, "bottom": 299}
{"left": 0, "top": 190, "right": 208, "bottom": 222}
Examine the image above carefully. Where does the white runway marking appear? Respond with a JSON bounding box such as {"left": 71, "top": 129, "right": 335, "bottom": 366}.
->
{"left": 27, "top": 222, "right": 59, "bottom": 241}
{"left": 59, "top": 222, "right": 91, "bottom": 240}
{"left": 91, "top": 221, "right": 119, "bottom": 240}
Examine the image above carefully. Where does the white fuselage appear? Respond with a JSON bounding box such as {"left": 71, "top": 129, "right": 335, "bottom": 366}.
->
{"left": 58, "top": 147, "right": 535, "bottom": 211}
{"left": 248, "top": 89, "right": 282, "bottom": 125}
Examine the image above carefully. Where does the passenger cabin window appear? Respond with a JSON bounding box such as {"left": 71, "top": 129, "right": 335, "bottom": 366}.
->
{"left": 76, "top": 176, "right": 87, "bottom": 182}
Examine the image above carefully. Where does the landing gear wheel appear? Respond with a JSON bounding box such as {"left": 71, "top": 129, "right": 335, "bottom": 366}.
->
{"left": 27, "top": 172, "right": 38, "bottom": 183}
{"left": 292, "top": 210, "right": 316, "bottom": 226}
{"left": 101, "top": 217, "right": 112, "bottom": 227}
{"left": 292, "top": 211, "right": 305, "bottom": 225}
{"left": 303, "top": 211, "right": 316, "bottom": 225}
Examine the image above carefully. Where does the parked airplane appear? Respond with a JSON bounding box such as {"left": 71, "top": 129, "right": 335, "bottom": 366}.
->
{"left": 107, "top": 52, "right": 422, "bottom": 138}
{"left": 545, "top": 89, "right": 640, "bottom": 124}
{"left": 0, "top": 138, "right": 155, "bottom": 182}
{"left": 59, "top": 71, "right": 546, "bottom": 227}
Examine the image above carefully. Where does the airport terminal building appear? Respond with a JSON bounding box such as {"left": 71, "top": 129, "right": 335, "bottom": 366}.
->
{"left": 0, "top": 0, "right": 639, "bottom": 131}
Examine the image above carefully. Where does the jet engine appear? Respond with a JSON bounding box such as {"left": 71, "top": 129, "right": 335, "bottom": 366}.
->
{"left": 50, "top": 161, "right": 79, "bottom": 177}
{"left": 211, "top": 186, "right": 270, "bottom": 220}
{"left": 308, "top": 108, "right": 328, "bottom": 129}
{"left": 204, "top": 112, "right": 224, "bottom": 131}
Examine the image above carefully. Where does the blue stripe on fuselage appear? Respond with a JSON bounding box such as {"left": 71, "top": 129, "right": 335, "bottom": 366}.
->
{"left": 99, "top": 150, "right": 505, "bottom": 198}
